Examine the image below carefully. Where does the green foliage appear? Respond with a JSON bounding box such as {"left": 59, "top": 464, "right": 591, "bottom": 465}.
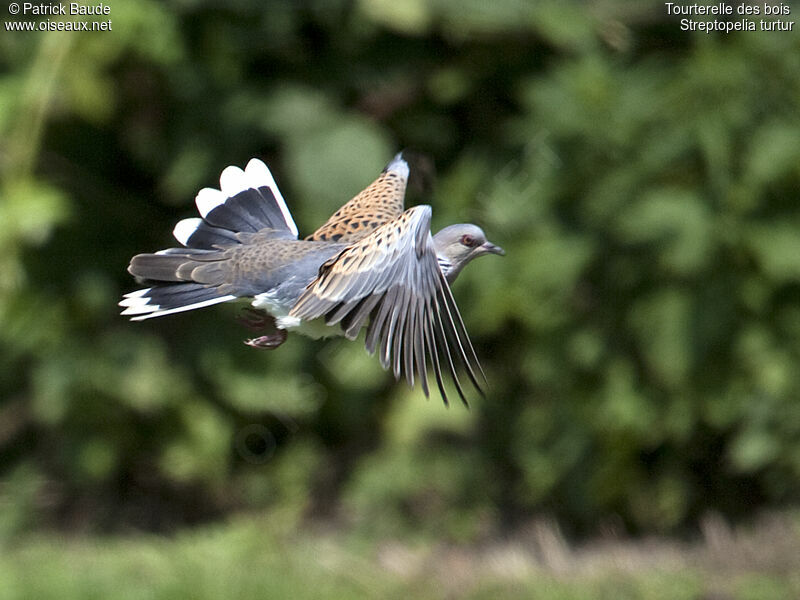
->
{"left": 1, "top": 0, "right": 800, "bottom": 541}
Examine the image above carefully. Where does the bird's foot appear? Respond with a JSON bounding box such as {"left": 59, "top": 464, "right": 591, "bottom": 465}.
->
{"left": 244, "top": 329, "right": 288, "bottom": 350}
{"left": 237, "top": 308, "right": 275, "bottom": 331}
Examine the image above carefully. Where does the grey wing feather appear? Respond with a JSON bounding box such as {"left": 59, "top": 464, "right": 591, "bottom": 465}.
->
{"left": 290, "top": 205, "right": 485, "bottom": 405}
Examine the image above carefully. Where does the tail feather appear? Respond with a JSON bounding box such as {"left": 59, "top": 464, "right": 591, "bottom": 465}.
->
{"left": 173, "top": 217, "right": 239, "bottom": 250}
{"left": 182, "top": 158, "right": 298, "bottom": 248}
{"left": 124, "top": 249, "right": 234, "bottom": 318}
{"left": 120, "top": 283, "right": 236, "bottom": 320}
{"left": 121, "top": 158, "right": 295, "bottom": 321}
{"left": 128, "top": 249, "right": 218, "bottom": 283}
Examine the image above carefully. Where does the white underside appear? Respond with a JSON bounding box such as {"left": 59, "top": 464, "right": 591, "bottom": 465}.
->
{"left": 251, "top": 291, "right": 341, "bottom": 340}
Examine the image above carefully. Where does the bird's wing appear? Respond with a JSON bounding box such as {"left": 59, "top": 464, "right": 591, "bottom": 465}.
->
{"left": 291, "top": 205, "right": 485, "bottom": 405}
{"left": 304, "top": 153, "right": 409, "bottom": 244}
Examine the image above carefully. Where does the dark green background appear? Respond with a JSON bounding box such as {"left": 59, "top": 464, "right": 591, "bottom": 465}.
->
{"left": 2, "top": 0, "right": 800, "bottom": 543}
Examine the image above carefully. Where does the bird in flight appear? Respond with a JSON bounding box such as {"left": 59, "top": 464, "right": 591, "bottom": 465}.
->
{"left": 120, "top": 153, "right": 504, "bottom": 404}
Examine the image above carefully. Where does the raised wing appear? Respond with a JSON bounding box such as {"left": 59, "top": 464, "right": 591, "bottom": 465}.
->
{"left": 291, "top": 205, "right": 485, "bottom": 405}
{"left": 305, "top": 153, "right": 409, "bottom": 244}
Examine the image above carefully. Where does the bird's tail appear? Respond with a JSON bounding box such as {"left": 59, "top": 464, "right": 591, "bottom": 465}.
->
{"left": 120, "top": 158, "right": 297, "bottom": 320}
{"left": 120, "top": 248, "right": 238, "bottom": 320}
{"left": 172, "top": 158, "right": 298, "bottom": 250}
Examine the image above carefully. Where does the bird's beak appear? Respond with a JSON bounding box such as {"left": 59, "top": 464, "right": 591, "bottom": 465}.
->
{"left": 481, "top": 241, "right": 505, "bottom": 256}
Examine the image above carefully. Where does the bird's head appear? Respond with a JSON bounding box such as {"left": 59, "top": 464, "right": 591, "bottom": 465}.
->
{"left": 433, "top": 223, "right": 505, "bottom": 283}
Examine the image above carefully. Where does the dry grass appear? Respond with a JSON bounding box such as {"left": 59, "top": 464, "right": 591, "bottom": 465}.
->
{"left": 364, "top": 511, "right": 800, "bottom": 598}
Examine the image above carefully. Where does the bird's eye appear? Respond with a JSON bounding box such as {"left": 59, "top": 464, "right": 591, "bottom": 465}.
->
{"left": 460, "top": 235, "right": 475, "bottom": 247}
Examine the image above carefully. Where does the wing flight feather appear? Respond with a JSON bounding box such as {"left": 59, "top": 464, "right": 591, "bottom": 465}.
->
{"left": 290, "top": 204, "right": 483, "bottom": 405}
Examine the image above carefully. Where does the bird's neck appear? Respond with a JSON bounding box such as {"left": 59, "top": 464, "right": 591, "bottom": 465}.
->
{"left": 437, "top": 255, "right": 460, "bottom": 284}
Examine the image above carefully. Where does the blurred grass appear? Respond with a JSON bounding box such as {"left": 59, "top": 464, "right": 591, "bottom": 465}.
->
{"left": 2, "top": 512, "right": 800, "bottom": 600}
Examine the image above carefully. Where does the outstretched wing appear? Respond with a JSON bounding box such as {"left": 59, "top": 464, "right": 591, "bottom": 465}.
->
{"left": 305, "top": 153, "right": 409, "bottom": 244}
{"left": 291, "top": 205, "right": 485, "bottom": 405}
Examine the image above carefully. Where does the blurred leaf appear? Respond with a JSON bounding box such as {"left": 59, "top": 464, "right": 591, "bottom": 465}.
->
{"left": 285, "top": 119, "right": 392, "bottom": 223}
{"left": 614, "top": 188, "right": 712, "bottom": 276}
{"left": 730, "top": 429, "right": 781, "bottom": 473}
{"left": 358, "top": 0, "right": 432, "bottom": 34}
{"left": 516, "top": 233, "right": 594, "bottom": 330}
{"left": 598, "top": 359, "right": 655, "bottom": 437}
{"left": 161, "top": 404, "right": 231, "bottom": 484}
{"left": 628, "top": 290, "right": 692, "bottom": 389}
{"left": 0, "top": 464, "right": 44, "bottom": 538}
{"left": 0, "top": 179, "right": 69, "bottom": 249}
{"left": 747, "top": 222, "right": 800, "bottom": 282}
{"left": 744, "top": 121, "right": 800, "bottom": 187}
{"left": 77, "top": 439, "right": 118, "bottom": 481}
{"left": 258, "top": 85, "right": 340, "bottom": 138}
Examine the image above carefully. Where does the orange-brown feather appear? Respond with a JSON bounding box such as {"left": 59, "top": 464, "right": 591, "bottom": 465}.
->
{"left": 305, "top": 168, "right": 407, "bottom": 244}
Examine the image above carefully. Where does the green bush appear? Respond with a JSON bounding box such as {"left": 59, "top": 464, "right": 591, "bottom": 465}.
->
{"left": 1, "top": 0, "right": 800, "bottom": 538}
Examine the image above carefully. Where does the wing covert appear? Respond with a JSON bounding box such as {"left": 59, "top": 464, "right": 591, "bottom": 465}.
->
{"left": 305, "top": 153, "right": 409, "bottom": 244}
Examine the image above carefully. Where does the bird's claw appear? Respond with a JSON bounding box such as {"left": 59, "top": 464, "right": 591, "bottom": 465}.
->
{"left": 237, "top": 308, "right": 274, "bottom": 331}
{"left": 244, "top": 330, "right": 288, "bottom": 350}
